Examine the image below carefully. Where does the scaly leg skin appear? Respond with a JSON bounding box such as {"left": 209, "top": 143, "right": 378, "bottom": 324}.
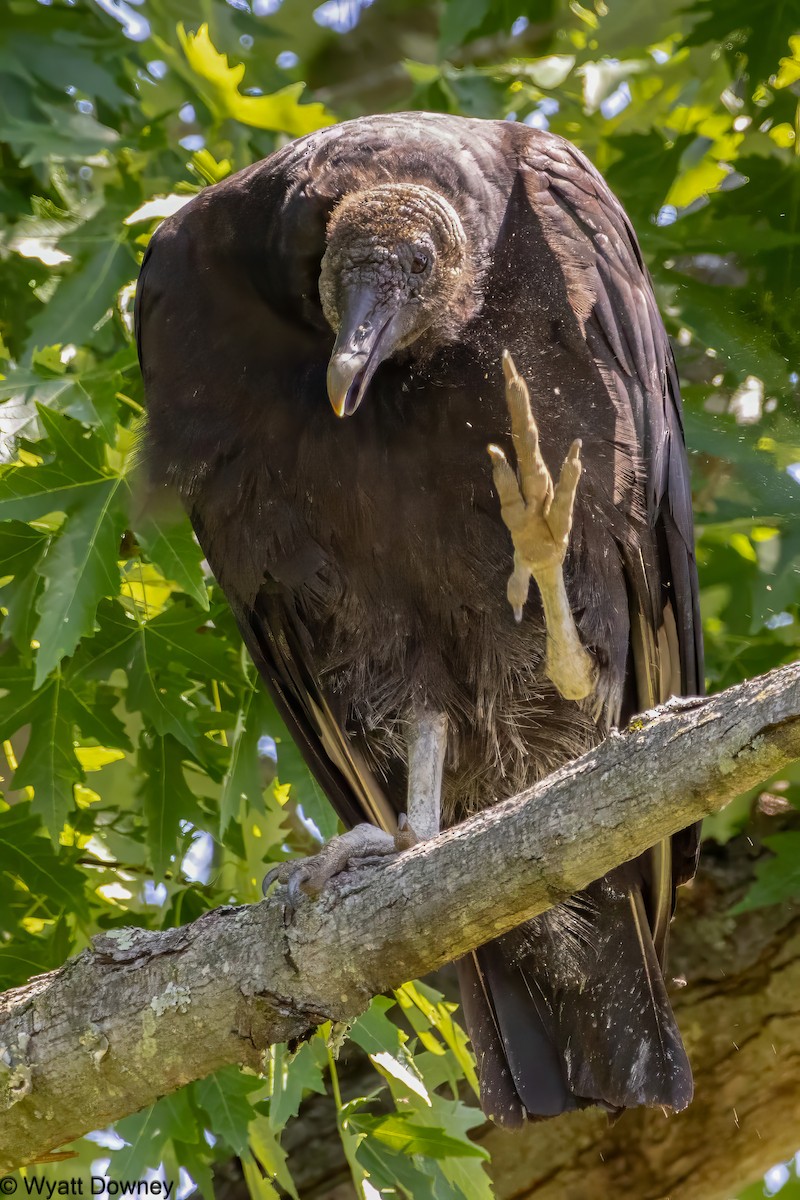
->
{"left": 406, "top": 704, "right": 447, "bottom": 841}
{"left": 488, "top": 350, "right": 597, "bottom": 703}
{"left": 262, "top": 822, "right": 408, "bottom": 907}
{"left": 262, "top": 708, "right": 447, "bottom": 907}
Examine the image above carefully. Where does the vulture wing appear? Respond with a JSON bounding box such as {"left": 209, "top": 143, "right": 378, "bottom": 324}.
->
{"left": 523, "top": 136, "right": 703, "bottom": 901}
{"left": 459, "top": 129, "right": 702, "bottom": 1123}
{"left": 134, "top": 175, "right": 397, "bottom": 838}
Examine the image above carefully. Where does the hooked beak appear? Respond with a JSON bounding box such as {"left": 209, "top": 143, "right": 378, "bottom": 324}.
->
{"left": 326, "top": 288, "right": 401, "bottom": 418}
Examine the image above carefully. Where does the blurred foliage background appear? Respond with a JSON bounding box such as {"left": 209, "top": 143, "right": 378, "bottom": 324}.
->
{"left": 0, "top": 0, "right": 799, "bottom": 1195}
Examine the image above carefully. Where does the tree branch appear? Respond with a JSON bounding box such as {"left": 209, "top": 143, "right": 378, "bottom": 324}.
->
{"left": 1, "top": 662, "right": 798, "bottom": 1171}
{"left": 229, "top": 821, "right": 800, "bottom": 1200}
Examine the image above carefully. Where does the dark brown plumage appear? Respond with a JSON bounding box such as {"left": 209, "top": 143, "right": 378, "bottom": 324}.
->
{"left": 135, "top": 112, "right": 703, "bottom": 1127}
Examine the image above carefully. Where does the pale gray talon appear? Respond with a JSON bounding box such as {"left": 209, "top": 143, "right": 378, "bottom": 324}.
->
{"left": 261, "top": 823, "right": 402, "bottom": 908}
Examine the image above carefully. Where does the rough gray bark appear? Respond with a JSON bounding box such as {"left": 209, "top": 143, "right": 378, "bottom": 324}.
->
{"left": 1, "top": 661, "right": 798, "bottom": 1172}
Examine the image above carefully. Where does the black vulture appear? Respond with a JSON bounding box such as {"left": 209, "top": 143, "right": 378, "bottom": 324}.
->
{"left": 135, "top": 113, "right": 703, "bottom": 1127}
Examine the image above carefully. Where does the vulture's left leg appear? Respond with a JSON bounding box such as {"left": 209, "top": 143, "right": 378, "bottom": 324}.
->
{"left": 262, "top": 706, "right": 447, "bottom": 905}
{"left": 488, "top": 351, "right": 597, "bottom": 703}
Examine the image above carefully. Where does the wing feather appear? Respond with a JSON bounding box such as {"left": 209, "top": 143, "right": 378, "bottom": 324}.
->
{"left": 134, "top": 203, "right": 397, "bottom": 838}
{"left": 523, "top": 132, "right": 704, "bottom": 954}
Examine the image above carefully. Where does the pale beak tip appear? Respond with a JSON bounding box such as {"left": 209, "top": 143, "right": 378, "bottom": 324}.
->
{"left": 329, "top": 393, "right": 348, "bottom": 419}
{"left": 327, "top": 353, "right": 364, "bottom": 419}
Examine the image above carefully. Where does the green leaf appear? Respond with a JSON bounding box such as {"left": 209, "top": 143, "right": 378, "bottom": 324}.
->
{"left": 351, "top": 1113, "right": 488, "bottom": 1159}
{"left": 396, "top": 981, "right": 479, "bottom": 1096}
{"left": 241, "top": 1153, "right": 281, "bottom": 1200}
{"left": 440, "top": 0, "right": 493, "bottom": 49}
{"left": 220, "top": 682, "right": 272, "bottom": 835}
{"left": 23, "top": 196, "right": 137, "bottom": 355}
{"left": 0, "top": 357, "right": 122, "bottom": 443}
{"left": 1, "top": 567, "right": 42, "bottom": 655}
{"left": 155, "top": 1087, "right": 202, "bottom": 1144}
{"left": 732, "top": 833, "right": 800, "bottom": 912}
{"left": 267, "top": 1037, "right": 327, "bottom": 1131}
{"left": 0, "top": 519, "right": 47, "bottom": 578}
{"left": 0, "top": 405, "right": 113, "bottom": 521}
{"left": 137, "top": 733, "right": 204, "bottom": 879}
{"left": 0, "top": 670, "right": 83, "bottom": 837}
{"left": 0, "top": 929, "right": 70, "bottom": 991}
{"left": 33, "top": 471, "right": 126, "bottom": 685}
{"left": 111, "top": 1092, "right": 186, "bottom": 1177}
{"left": 16, "top": 677, "right": 81, "bottom": 834}
{"left": 195, "top": 1066, "right": 260, "bottom": 1155}
{"left": 26, "top": 239, "right": 135, "bottom": 356}
{"left": 69, "top": 680, "right": 133, "bottom": 754}
{"left": 0, "top": 100, "right": 119, "bottom": 167}
{"left": 605, "top": 132, "right": 690, "bottom": 225}
{"left": 681, "top": 0, "right": 800, "bottom": 90}
{"left": 350, "top": 995, "right": 407, "bottom": 1058}
{"left": 775, "top": 34, "right": 800, "bottom": 88}
{"left": 73, "top": 599, "right": 240, "bottom": 755}
{"left": 356, "top": 1134, "right": 442, "bottom": 1199}
{"left": 249, "top": 1114, "right": 300, "bottom": 1199}
{"left": 0, "top": 407, "right": 129, "bottom": 684}
{"left": 178, "top": 24, "right": 333, "bottom": 136}
{"left": 173, "top": 1140, "right": 217, "bottom": 1200}
{"left": 137, "top": 509, "right": 210, "bottom": 611}
{"left": 143, "top": 601, "right": 242, "bottom": 689}
{"left": 736, "top": 1171, "right": 800, "bottom": 1200}
{"left": 271, "top": 715, "right": 339, "bottom": 841}
{"left": 406, "top": 1095, "right": 493, "bottom": 1199}
{"left": 0, "top": 801, "right": 87, "bottom": 918}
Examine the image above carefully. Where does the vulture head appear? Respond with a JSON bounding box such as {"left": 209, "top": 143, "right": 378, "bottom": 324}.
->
{"left": 319, "top": 182, "right": 477, "bottom": 416}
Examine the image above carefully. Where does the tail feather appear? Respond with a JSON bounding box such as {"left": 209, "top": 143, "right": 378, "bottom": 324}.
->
{"left": 456, "top": 948, "right": 573, "bottom": 1127}
{"left": 552, "top": 877, "right": 692, "bottom": 1111}
{"left": 456, "top": 953, "right": 531, "bottom": 1128}
{"left": 458, "top": 872, "right": 692, "bottom": 1126}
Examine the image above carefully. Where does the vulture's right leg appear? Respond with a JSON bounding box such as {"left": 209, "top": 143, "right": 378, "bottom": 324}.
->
{"left": 488, "top": 351, "right": 597, "bottom": 703}
{"left": 405, "top": 704, "right": 447, "bottom": 841}
{"left": 262, "top": 706, "right": 447, "bottom": 907}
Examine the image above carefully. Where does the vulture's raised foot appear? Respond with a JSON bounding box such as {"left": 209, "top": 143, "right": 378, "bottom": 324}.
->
{"left": 488, "top": 350, "right": 597, "bottom": 703}
{"left": 262, "top": 820, "right": 415, "bottom": 908}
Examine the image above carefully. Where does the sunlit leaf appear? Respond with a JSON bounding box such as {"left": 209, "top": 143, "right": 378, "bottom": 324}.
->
{"left": 179, "top": 25, "right": 333, "bottom": 137}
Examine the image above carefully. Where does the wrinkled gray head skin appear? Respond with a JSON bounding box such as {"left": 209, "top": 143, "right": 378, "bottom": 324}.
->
{"left": 319, "top": 183, "right": 477, "bottom": 416}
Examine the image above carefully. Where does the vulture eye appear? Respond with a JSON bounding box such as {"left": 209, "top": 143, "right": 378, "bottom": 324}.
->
{"left": 410, "top": 252, "right": 429, "bottom": 274}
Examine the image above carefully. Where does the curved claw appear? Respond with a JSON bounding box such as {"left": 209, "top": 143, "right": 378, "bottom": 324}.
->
{"left": 261, "top": 824, "right": 400, "bottom": 907}
{"left": 288, "top": 865, "right": 311, "bottom": 908}
{"left": 262, "top": 860, "right": 310, "bottom": 911}
{"left": 395, "top": 812, "right": 420, "bottom": 851}
{"left": 262, "top": 864, "right": 283, "bottom": 896}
